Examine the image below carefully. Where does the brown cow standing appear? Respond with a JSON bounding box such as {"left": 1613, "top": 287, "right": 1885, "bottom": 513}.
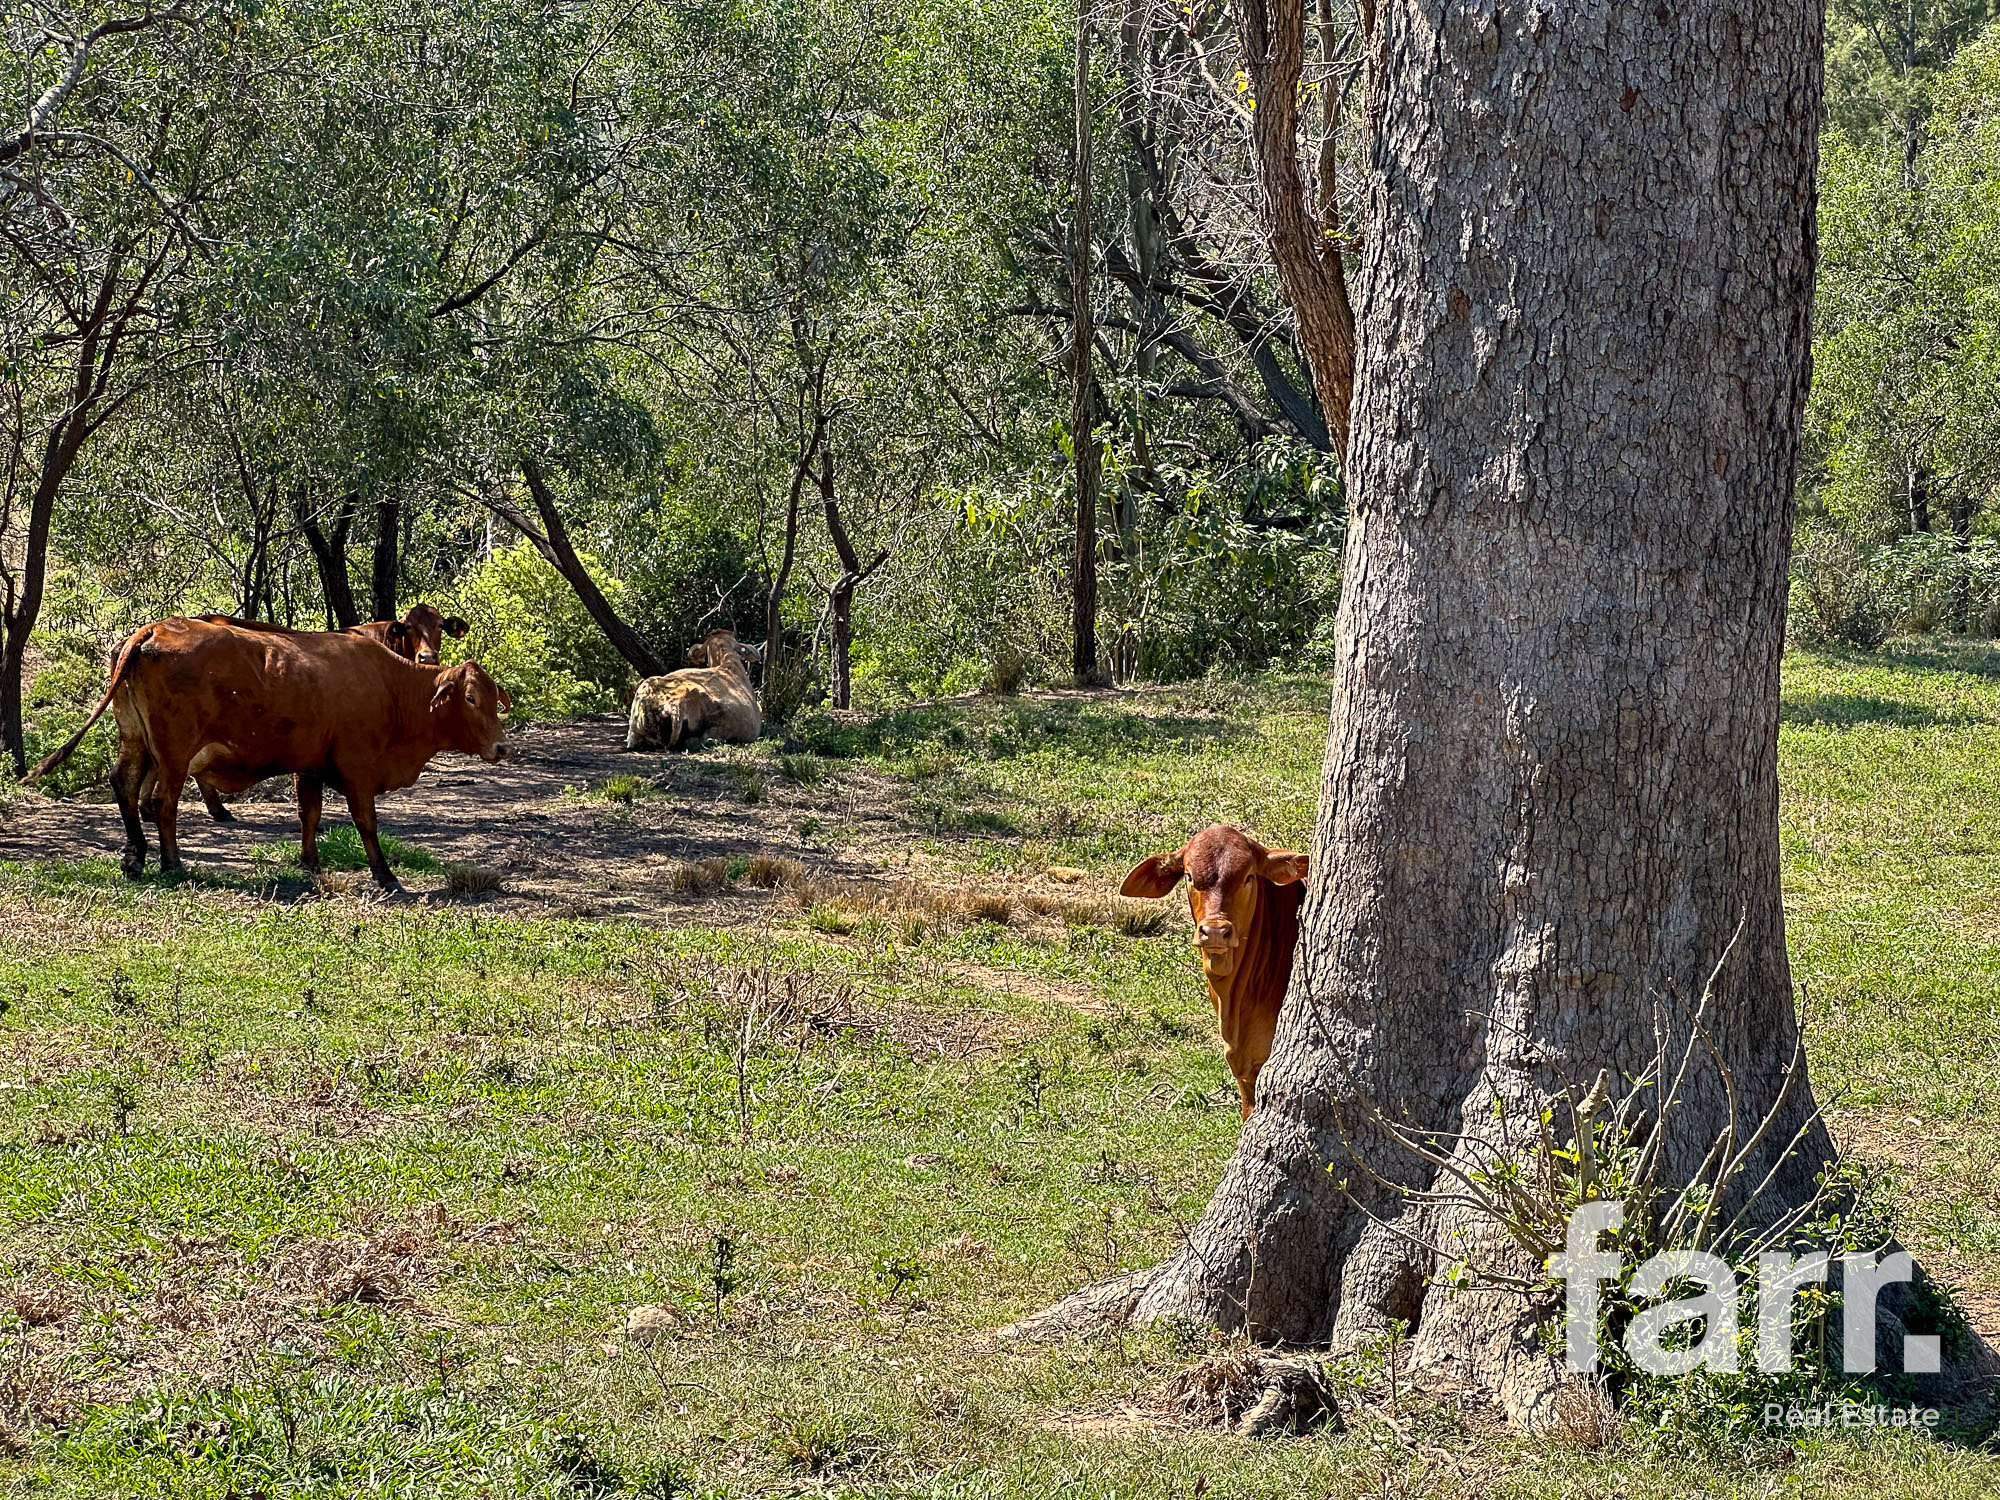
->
{"left": 185, "top": 605, "right": 470, "bottom": 819}
{"left": 1121, "top": 824, "right": 1310, "bottom": 1117}
{"left": 29, "top": 616, "right": 508, "bottom": 890}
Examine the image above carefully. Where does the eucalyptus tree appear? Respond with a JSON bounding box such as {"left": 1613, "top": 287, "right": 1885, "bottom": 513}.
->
{"left": 186, "top": 0, "right": 661, "bottom": 626}
{"left": 0, "top": 0, "right": 243, "bottom": 770}
{"left": 1022, "top": 0, "right": 1864, "bottom": 1423}
{"left": 536, "top": 0, "right": 955, "bottom": 702}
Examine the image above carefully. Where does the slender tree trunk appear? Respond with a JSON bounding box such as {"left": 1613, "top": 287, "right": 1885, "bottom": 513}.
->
{"left": 1070, "top": 6, "right": 1101, "bottom": 687}
{"left": 1946, "top": 491, "right": 1975, "bottom": 634}
{"left": 1, "top": 260, "right": 123, "bottom": 774}
{"left": 2, "top": 451, "right": 70, "bottom": 776}
{"left": 487, "top": 458, "right": 669, "bottom": 679}
{"left": 818, "top": 453, "right": 886, "bottom": 712}
{"left": 765, "top": 423, "right": 822, "bottom": 685}
{"left": 1023, "top": 0, "right": 1846, "bottom": 1423}
{"left": 296, "top": 491, "right": 363, "bottom": 628}
{"left": 1229, "top": 0, "right": 1358, "bottom": 460}
{"left": 1906, "top": 459, "right": 1932, "bottom": 534}
{"left": 370, "top": 492, "right": 401, "bottom": 622}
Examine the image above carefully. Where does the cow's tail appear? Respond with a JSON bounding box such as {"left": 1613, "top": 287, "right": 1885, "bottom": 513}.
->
{"left": 663, "top": 700, "right": 685, "bottom": 751}
{"left": 27, "top": 625, "right": 152, "bottom": 782}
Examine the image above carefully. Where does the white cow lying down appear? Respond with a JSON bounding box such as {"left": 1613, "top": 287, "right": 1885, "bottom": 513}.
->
{"left": 626, "top": 629, "right": 763, "bottom": 750}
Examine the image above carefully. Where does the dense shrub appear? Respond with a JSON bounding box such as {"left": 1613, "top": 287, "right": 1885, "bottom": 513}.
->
{"left": 1873, "top": 530, "right": 2000, "bottom": 635}
{"left": 1790, "top": 526, "right": 2000, "bottom": 651}
{"left": 440, "top": 542, "right": 631, "bottom": 718}
{"left": 1789, "top": 527, "right": 1894, "bottom": 650}
{"left": 623, "top": 496, "right": 768, "bottom": 665}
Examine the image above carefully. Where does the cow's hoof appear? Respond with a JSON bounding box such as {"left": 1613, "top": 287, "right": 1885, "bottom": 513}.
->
{"left": 121, "top": 853, "right": 145, "bottom": 880}
{"left": 208, "top": 805, "right": 236, "bottom": 823}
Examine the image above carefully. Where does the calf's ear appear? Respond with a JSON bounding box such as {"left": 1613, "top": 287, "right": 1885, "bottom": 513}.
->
{"left": 387, "top": 621, "right": 410, "bottom": 643}
{"left": 1120, "top": 851, "right": 1186, "bottom": 899}
{"left": 443, "top": 616, "right": 470, "bottom": 638}
{"left": 428, "top": 677, "right": 456, "bottom": 712}
{"left": 496, "top": 683, "right": 513, "bottom": 712}
{"left": 1258, "top": 849, "right": 1309, "bottom": 885}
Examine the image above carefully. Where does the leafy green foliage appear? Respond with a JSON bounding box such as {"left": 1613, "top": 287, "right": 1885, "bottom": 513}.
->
{"left": 1809, "top": 17, "right": 2000, "bottom": 565}
{"left": 441, "top": 542, "right": 629, "bottom": 718}
{"left": 21, "top": 632, "right": 116, "bottom": 797}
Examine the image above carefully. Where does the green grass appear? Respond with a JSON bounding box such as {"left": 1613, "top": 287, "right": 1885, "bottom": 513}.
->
{"left": 1, "top": 650, "right": 1997, "bottom": 1496}
{"left": 249, "top": 824, "right": 445, "bottom": 875}
{"left": 578, "top": 772, "right": 661, "bottom": 804}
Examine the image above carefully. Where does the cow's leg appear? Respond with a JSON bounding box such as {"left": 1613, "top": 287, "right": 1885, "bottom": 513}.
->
{"left": 151, "top": 757, "right": 190, "bottom": 877}
{"left": 109, "top": 741, "right": 150, "bottom": 879}
{"left": 296, "top": 774, "right": 324, "bottom": 872}
{"left": 198, "top": 779, "right": 234, "bottom": 822}
{"left": 343, "top": 792, "right": 401, "bottom": 891}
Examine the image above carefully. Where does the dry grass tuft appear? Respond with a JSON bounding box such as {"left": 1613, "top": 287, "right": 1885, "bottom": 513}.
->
{"left": 966, "top": 889, "right": 1015, "bottom": 925}
{"left": 1107, "top": 897, "right": 1171, "bottom": 937}
{"left": 445, "top": 862, "right": 504, "bottom": 895}
{"left": 9, "top": 1287, "right": 71, "bottom": 1328}
{"left": 277, "top": 1221, "right": 430, "bottom": 1308}
{"left": 311, "top": 871, "right": 365, "bottom": 897}
{"left": 1150, "top": 1350, "right": 1274, "bottom": 1428}
{"left": 666, "top": 857, "right": 734, "bottom": 896}
{"left": 1549, "top": 1377, "right": 1618, "bottom": 1449}
{"left": 732, "top": 858, "right": 1165, "bottom": 941}
{"left": 743, "top": 852, "right": 803, "bottom": 889}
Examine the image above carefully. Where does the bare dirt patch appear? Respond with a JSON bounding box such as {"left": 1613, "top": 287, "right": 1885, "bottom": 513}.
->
{"left": 0, "top": 714, "right": 896, "bottom": 923}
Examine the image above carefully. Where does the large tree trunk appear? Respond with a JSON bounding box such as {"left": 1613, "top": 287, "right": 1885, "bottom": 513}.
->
{"left": 1024, "top": 0, "right": 1837, "bottom": 1424}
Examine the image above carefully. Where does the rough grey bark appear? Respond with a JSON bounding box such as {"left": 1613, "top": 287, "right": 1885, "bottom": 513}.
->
{"left": 1024, "top": 0, "right": 1836, "bottom": 1423}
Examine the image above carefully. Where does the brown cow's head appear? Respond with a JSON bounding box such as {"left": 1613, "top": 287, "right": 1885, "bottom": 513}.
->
{"left": 1121, "top": 825, "right": 1308, "bottom": 984}
{"left": 400, "top": 603, "right": 471, "bottom": 666}
{"left": 429, "top": 661, "right": 512, "bottom": 762}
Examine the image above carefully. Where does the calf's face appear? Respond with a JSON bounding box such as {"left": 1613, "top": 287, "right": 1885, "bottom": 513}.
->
{"left": 1121, "top": 825, "right": 1308, "bottom": 984}
{"left": 429, "top": 662, "right": 512, "bottom": 762}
